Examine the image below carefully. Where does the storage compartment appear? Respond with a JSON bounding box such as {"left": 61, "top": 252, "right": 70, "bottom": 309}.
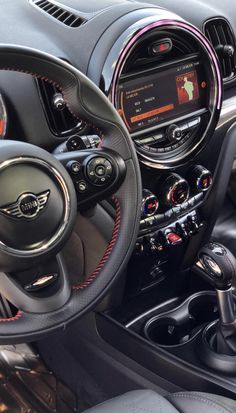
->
{"left": 144, "top": 292, "right": 218, "bottom": 347}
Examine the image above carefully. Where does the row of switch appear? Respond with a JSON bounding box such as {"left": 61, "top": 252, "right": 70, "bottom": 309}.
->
{"left": 136, "top": 211, "right": 203, "bottom": 255}
{"left": 135, "top": 117, "right": 201, "bottom": 147}
{"left": 140, "top": 193, "right": 203, "bottom": 231}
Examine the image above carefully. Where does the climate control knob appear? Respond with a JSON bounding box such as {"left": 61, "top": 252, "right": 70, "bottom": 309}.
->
{"left": 162, "top": 173, "right": 189, "bottom": 207}
{"left": 141, "top": 189, "right": 159, "bottom": 218}
{"left": 189, "top": 165, "right": 213, "bottom": 193}
{"left": 166, "top": 124, "right": 183, "bottom": 143}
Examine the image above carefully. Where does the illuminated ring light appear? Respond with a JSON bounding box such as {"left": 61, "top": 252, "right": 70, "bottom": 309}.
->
{"left": 109, "top": 18, "right": 222, "bottom": 167}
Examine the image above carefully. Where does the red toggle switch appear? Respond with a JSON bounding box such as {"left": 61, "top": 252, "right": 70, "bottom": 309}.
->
{"left": 166, "top": 232, "right": 182, "bottom": 245}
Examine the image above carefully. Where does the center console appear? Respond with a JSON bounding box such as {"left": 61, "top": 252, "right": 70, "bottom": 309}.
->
{"left": 96, "top": 9, "right": 222, "bottom": 296}
{"left": 132, "top": 166, "right": 212, "bottom": 292}
{"left": 85, "top": 5, "right": 236, "bottom": 400}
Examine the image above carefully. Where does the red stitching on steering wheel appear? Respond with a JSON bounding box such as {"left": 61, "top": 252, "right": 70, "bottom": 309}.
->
{"left": 73, "top": 196, "right": 121, "bottom": 290}
{"left": 0, "top": 310, "right": 23, "bottom": 322}
{"left": 0, "top": 66, "right": 118, "bottom": 318}
{"left": 0, "top": 67, "right": 105, "bottom": 142}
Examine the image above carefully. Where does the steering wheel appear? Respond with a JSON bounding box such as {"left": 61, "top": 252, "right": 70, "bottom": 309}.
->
{"left": 0, "top": 45, "right": 142, "bottom": 343}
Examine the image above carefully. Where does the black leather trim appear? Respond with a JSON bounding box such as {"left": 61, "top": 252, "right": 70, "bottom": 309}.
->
{"left": 0, "top": 45, "right": 142, "bottom": 343}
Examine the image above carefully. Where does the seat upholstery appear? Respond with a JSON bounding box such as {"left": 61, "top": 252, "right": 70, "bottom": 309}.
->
{"left": 84, "top": 389, "right": 236, "bottom": 413}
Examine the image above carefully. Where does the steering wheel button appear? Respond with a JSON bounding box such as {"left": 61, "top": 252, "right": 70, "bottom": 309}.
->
{"left": 95, "top": 165, "right": 106, "bottom": 176}
{"left": 104, "top": 159, "right": 112, "bottom": 168}
{"left": 76, "top": 180, "right": 88, "bottom": 193}
{"left": 70, "top": 161, "right": 81, "bottom": 174}
{"left": 94, "top": 157, "right": 106, "bottom": 165}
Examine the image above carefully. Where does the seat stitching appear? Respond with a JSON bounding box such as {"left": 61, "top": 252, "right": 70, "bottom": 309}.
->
{"left": 122, "top": 399, "right": 164, "bottom": 413}
{"left": 171, "top": 393, "right": 236, "bottom": 413}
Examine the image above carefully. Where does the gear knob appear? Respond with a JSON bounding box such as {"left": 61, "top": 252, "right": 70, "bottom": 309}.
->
{"left": 198, "top": 243, "right": 236, "bottom": 290}
{"left": 197, "top": 242, "right": 235, "bottom": 325}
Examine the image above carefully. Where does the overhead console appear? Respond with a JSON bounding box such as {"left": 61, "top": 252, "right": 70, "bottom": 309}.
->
{"left": 100, "top": 9, "right": 222, "bottom": 167}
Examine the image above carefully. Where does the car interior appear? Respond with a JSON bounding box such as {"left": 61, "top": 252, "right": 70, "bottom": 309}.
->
{"left": 2, "top": 0, "right": 236, "bottom": 412}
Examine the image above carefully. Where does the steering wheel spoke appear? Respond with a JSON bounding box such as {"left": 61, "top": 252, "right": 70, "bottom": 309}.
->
{"left": 0, "top": 254, "right": 70, "bottom": 314}
{"left": 0, "top": 45, "right": 141, "bottom": 342}
{"left": 55, "top": 149, "right": 126, "bottom": 209}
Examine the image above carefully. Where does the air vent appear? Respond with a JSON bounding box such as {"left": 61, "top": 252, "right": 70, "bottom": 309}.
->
{"left": 37, "top": 79, "right": 84, "bottom": 137}
{"left": 204, "top": 18, "right": 236, "bottom": 81}
{"left": 33, "top": 0, "right": 86, "bottom": 28}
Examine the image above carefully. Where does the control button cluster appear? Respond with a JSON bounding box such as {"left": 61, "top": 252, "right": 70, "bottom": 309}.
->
{"left": 136, "top": 211, "right": 203, "bottom": 256}
{"left": 86, "top": 157, "right": 113, "bottom": 186}
{"left": 66, "top": 155, "right": 115, "bottom": 202}
{"left": 134, "top": 116, "right": 201, "bottom": 154}
{"left": 140, "top": 193, "right": 204, "bottom": 231}
{"left": 61, "top": 149, "right": 126, "bottom": 209}
{"left": 140, "top": 165, "right": 212, "bottom": 233}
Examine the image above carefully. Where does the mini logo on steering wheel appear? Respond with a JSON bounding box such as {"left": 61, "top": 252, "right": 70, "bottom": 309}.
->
{"left": 0, "top": 190, "right": 50, "bottom": 220}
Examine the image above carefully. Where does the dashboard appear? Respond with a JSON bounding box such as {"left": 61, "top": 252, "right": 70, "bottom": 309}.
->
{"left": 0, "top": 0, "right": 236, "bottom": 294}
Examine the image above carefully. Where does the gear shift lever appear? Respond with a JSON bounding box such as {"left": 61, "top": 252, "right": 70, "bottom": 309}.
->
{"left": 197, "top": 242, "right": 236, "bottom": 355}
{"left": 198, "top": 243, "right": 235, "bottom": 323}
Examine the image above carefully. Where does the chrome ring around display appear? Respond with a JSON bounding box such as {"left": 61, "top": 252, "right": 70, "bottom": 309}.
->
{"left": 105, "top": 12, "right": 222, "bottom": 167}
{"left": 111, "top": 19, "right": 221, "bottom": 109}
{"left": 0, "top": 156, "right": 71, "bottom": 256}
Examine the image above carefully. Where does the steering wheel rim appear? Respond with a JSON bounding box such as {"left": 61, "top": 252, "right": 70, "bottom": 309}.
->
{"left": 0, "top": 44, "right": 142, "bottom": 343}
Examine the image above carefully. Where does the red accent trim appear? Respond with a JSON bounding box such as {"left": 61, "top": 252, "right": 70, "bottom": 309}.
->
{"left": 0, "top": 310, "right": 23, "bottom": 322}
{"left": 73, "top": 196, "right": 121, "bottom": 290}
{"left": 0, "top": 66, "right": 105, "bottom": 143}
{"left": 0, "top": 64, "right": 112, "bottom": 312}
{"left": 0, "top": 119, "right": 4, "bottom": 136}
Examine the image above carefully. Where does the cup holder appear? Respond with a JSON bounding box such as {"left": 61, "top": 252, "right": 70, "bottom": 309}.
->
{"left": 144, "top": 292, "right": 218, "bottom": 348}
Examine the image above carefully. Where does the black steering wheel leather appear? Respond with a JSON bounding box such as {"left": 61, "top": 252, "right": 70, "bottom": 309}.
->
{"left": 0, "top": 44, "right": 142, "bottom": 343}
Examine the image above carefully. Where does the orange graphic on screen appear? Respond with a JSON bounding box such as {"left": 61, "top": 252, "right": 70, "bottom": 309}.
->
{"left": 176, "top": 70, "right": 199, "bottom": 105}
{"left": 130, "top": 104, "right": 174, "bottom": 124}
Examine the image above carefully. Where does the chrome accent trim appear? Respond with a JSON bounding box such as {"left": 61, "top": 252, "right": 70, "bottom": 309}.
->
{"left": 0, "top": 94, "right": 7, "bottom": 139}
{"left": 0, "top": 157, "right": 71, "bottom": 256}
{"left": 216, "top": 288, "right": 235, "bottom": 324}
{"left": 0, "top": 190, "right": 50, "bottom": 219}
{"left": 166, "top": 178, "right": 190, "bottom": 207}
{"left": 103, "top": 12, "right": 222, "bottom": 168}
{"left": 196, "top": 170, "right": 212, "bottom": 192}
{"left": 216, "top": 96, "right": 236, "bottom": 130}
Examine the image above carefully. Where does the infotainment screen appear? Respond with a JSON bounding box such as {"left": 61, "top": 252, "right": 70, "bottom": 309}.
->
{"left": 117, "top": 61, "right": 208, "bottom": 134}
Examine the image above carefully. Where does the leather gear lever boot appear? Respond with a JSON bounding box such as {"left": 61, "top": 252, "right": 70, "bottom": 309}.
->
{"left": 198, "top": 242, "right": 236, "bottom": 355}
